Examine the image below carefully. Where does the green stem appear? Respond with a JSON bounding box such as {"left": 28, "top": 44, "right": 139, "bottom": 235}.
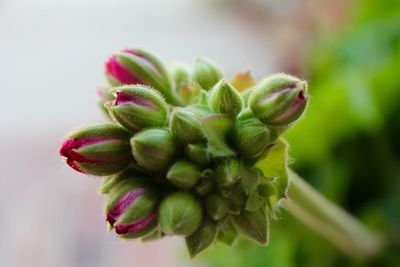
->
{"left": 282, "top": 169, "right": 384, "bottom": 260}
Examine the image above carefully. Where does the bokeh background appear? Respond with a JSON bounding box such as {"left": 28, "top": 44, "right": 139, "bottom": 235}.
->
{"left": 1, "top": 0, "right": 399, "bottom": 266}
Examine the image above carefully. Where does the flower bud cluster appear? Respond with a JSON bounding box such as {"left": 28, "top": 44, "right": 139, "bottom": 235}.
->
{"left": 60, "top": 48, "right": 308, "bottom": 257}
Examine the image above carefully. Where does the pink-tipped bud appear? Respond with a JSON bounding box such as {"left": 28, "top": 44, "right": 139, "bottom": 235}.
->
{"left": 59, "top": 124, "right": 132, "bottom": 176}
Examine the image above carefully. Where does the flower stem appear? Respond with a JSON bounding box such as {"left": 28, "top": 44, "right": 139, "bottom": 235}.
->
{"left": 282, "top": 169, "right": 384, "bottom": 260}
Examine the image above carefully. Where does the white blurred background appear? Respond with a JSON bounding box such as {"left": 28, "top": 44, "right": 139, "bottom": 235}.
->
{"left": 0, "top": 0, "right": 317, "bottom": 266}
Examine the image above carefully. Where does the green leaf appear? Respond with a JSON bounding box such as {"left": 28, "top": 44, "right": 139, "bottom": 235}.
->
{"left": 232, "top": 208, "right": 268, "bottom": 245}
{"left": 217, "top": 221, "right": 238, "bottom": 246}
{"left": 186, "top": 218, "right": 218, "bottom": 258}
{"left": 256, "top": 138, "right": 289, "bottom": 199}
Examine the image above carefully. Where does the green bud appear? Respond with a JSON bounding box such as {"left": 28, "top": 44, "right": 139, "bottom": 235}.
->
{"left": 185, "top": 143, "right": 210, "bottom": 167}
{"left": 234, "top": 109, "right": 271, "bottom": 160}
{"left": 106, "top": 85, "right": 169, "bottom": 132}
{"left": 214, "top": 159, "right": 240, "bottom": 189}
{"left": 193, "top": 58, "right": 223, "bottom": 91}
{"left": 159, "top": 192, "right": 203, "bottom": 236}
{"left": 208, "top": 79, "right": 243, "bottom": 117}
{"left": 167, "top": 160, "right": 201, "bottom": 189}
{"left": 186, "top": 218, "right": 217, "bottom": 258}
{"left": 194, "top": 169, "right": 214, "bottom": 196}
{"left": 170, "top": 62, "right": 197, "bottom": 105}
{"left": 199, "top": 114, "right": 236, "bottom": 158}
{"left": 248, "top": 73, "right": 308, "bottom": 126}
{"left": 131, "top": 129, "right": 176, "bottom": 172}
{"left": 170, "top": 108, "right": 204, "bottom": 144}
{"left": 232, "top": 208, "right": 269, "bottom": 245}
{"left": 204, "top": 194, "right": 229, "bottom": 220}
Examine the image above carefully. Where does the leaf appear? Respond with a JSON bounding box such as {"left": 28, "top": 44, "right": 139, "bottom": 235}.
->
{"left": 256, "top": 138, "right": 289, "bottom": 199}
{"left": 186, "top": 218, "right": 218, "bottom": 258}
{"left": 232, "top": 208, "right": 268, "bottom": 245}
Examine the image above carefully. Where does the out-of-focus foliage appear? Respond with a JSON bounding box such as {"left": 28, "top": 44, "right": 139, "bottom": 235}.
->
{"left": 199, "top": 0, "right": 400, "bottom": 266}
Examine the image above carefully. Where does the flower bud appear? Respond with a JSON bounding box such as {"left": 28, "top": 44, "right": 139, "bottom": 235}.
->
{"left": 170, "top": 108, "right": 204, "bottom": 144}
{"left": 167, "top": 160, "right": 201, "bottom": 189}
{"left": 60, "top": 124, "right": 132, "bottom": 176}
{"left": 192, "top": 58, "right": 223, "bottom": 91}
{"left": 106, "top": 85, "right": 169, "bottom": 132}
{"left": 194, "top": 169, "right": 214, "bottom": 196}
{"left": 159, "top": 192, "right": 202, "bottom": 236}
{"left": 105, "top": 48, "right": 180, "bottom": 105}
{"left": 214, "top": 159, "right": 240, "bottom": 189}
{"left": 248, "top": 73, "right": 308, "bottom": 126}
{"left": 199, "top": 114, "right": 235, "bottom": 158}
{"left": 208, "top": 79, "right": 244, "bottom": 117}
{"left": 204, "top": 194, "right": 229, "bottom": 220}
{"left": 105, "top": 180, "right": 158, "bottom": 238}
{"left": 131, "top": 129, "right": 176, "bottom": 172}
{"left": 233, "top": 109, "right": 271, "bottom": 160}
{"left": 185, "top": 143, "right": 210, "bottom": 167}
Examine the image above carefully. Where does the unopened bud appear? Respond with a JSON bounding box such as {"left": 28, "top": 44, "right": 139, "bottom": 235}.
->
{"left": 249, "top": 73, "right": 307, "bottom": 126}
{"left": 233, "top": 109, "right": 271, "bottom": 160}
{"left": 159, "top": 192, "right": 202, "bottom": 236}
{"left": 60, "top": 124, "right": 131, "bottom": 176}
{"left": 185, "top": 143, "right": 210, "bottom": 167}
{"left": 208, "top": 79, "right": 243, "bottom": 117}
{"left": 131, "top": 129, "right": 176, "bottom": 172}
{"left": 105, "top": 180, "right": 158, "bottom": 238}
{"left": 193, "top": 58, "right": 223, "bottom": 91}
{"left": 170, "top": 108, "right": 204, "bottom": 144}
{"left": 214, "top": 159, "right": 240, "bottom": 189}
{"left": 106, "top": 85, "right": 169, "bottom": 132}
{"left": 105, "top": 48, "right": 180, "bottom": 105}
{"left": 167, "top": 160, "right": 201, "bottom": 189}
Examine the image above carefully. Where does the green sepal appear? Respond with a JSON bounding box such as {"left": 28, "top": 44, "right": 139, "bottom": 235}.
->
{"left": 131, "top": 129, "right": 176, "bottom": 172}
{"left": 159, "top": 192, "right": 203, "bottom": 236}
{"left": 256, "top": 138, "right": 289, "bottom": 199}
{"left": 141, "top": 227, "right": 164, "bottom": 242}
{"left": 119, "top": 219, "right": 158, "bottom": 240}
{"left": 166, "top": 160, "right": 201, "bottom": 189}
{"left": 193, "top": 58, "right": 223, "bottom": 91}
{"left": 68, "top": 123, "right": 131, "bottom": 139}
{"left": 74, "top": 160, "right": 130, "bottom": 176}
{"left": 205, "top": 194, "right": 229, "bottom": 220}
{"left": 186, "top": 218, "right": 218, "bottom": 258}
{"left": 217, "top": 221, "right": 238, "bottom": 246}
{"left": 75, "top": 139, "right": 131, "bottom": 162}
{"left": 232, "top": 208, "right": 269, "bottom": 245}
{"left": 208, "top": 79, "right": 243, "bottom": 117}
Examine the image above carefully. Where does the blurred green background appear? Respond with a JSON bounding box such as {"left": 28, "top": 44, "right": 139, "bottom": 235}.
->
{"left": 198, "top": 0, "right": 400, "bottom": 266}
